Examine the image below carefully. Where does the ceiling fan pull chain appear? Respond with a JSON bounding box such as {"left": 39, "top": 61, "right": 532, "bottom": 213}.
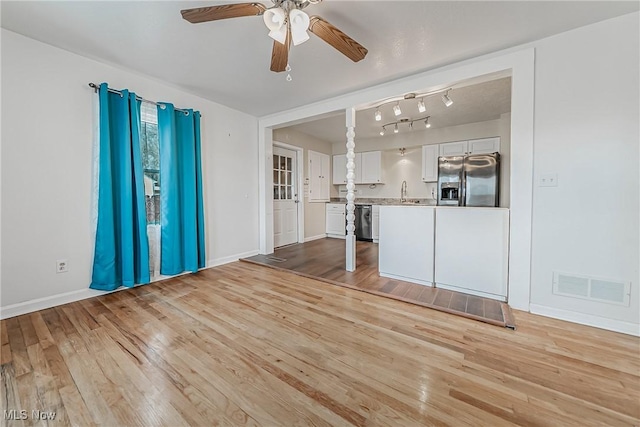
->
{"left": 286, "top": 63, "right": 292, "bottom": 81}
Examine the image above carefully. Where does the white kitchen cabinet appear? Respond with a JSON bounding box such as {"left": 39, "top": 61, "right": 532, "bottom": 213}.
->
{"left": 325, "top": 203, "right": 346, "bottom": 238}
{"left": 468, "top": 137, "right": 500, "bottom": 155}
{"left": 332, "top": 154, "right": 347, "bottom": 185}
{"left": 421, "top": 144, "right": 439, "bottom": 182}
{"left": 372, "top": 205, "right": 380, "bottom": 242}
{"left": 308, "top": 150, "right": 330, "bottom": 202}
{"left": 439, "top": 137, "right": 501, "bottom": 157}
{"left": 439, "top": 140, "right": 468, "bottom": 156}
{"left": 379, "top": 206, "right": 435, "bottom": 286}
{"left": 434, "top": 207, "right": 509, "bottom": 300}
{"left": 333, "top": 151, "right": 382, "bottom": 185}
{"left": 360, "top": 151, "right": 383, "bottom": 184}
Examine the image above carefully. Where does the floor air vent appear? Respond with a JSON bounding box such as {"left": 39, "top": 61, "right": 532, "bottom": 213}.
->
{"left": 553, "top": 272, "right": 630, "bottom": 306}
{"left": 266, "top": 256, "right": 287, "bottom": 263}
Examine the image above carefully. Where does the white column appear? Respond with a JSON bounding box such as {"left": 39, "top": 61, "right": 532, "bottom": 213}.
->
{"left": 345, "top": 108, "right": 356, "bottom": 271}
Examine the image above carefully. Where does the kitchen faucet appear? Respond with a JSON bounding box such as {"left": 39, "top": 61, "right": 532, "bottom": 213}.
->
{"left": 400, "top": 180, "right": 407, "bottom": 203}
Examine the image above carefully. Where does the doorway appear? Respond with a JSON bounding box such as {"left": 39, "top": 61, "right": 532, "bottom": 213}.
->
{"left": 273, "top": 144, "right": 302, "bottom": 247}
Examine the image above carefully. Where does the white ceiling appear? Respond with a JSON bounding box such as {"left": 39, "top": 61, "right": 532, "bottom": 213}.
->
{"left": 288, "top": 76, "right": 513, "bottom": 143}
{"left": 1, "top": 1, "right": 638, "bottom": 117}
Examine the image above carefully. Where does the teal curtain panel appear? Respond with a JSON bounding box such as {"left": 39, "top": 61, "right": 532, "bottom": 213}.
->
{"left": 90, "top": 83, "right": 150, "bottom": 290}
{"left": 158, "top": 104, "right": 206, "bottom": 275}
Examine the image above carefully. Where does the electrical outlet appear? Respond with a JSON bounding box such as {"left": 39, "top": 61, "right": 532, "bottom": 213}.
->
{"left": 56, "top": 259, "right": 68, "bottom": 273}
{"left": 539, "top": 174, "right": 558, "bottom": 187}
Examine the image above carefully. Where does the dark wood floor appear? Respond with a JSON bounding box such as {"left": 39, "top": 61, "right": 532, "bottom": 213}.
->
{"left": 243, "top": 238, "right": 513, "bottom": 328}
{"left": 2, "top": 262, "right": 639, "bottom": 426}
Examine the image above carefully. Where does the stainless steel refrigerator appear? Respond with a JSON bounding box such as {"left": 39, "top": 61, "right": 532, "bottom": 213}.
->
{"left": 437, "top": 153, "right": 500, "bottom": 207}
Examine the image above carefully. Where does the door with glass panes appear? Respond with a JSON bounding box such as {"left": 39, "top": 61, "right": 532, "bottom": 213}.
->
{"left": 273, "top": 146, "right": 299, "bottom": 247}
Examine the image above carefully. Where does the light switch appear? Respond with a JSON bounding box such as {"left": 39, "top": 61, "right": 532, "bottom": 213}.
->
{"left": 539, "top": 174, "right": 558, "bottom": 187}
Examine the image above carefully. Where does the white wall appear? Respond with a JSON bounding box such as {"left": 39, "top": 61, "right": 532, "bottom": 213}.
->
{"left": 529, "top": 13, "right": 639, "bottom": 329}
{"left": 272, "top": 128, "right": 334, "bottom": 240}
{"left": 1, "top": 30, "right": 259, "bottom": 312}
{"left": 332, "top": 117, "right": 510, "bottom": 205}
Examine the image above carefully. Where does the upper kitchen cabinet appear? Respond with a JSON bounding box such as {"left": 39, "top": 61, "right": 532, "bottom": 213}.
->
{"left": 308, "top": 150, "right": 330, "bottom": 202}
{"left": 468, "top": 137, "right": 501, "bottom": 155}
{"left": 332, "top": 154, "right": 347, "bottom": 185}
{"left": 332, "top": 151, "right": 383, "bottom": 184}
{"left": 422, "top": 144, "right": 439, "bottom": 182}
{"left": 439, "top": 140, "right": 468, "bottom": 156}
{"left": 439, "top": 137, "right": 501, "bottom": 156}
{"left": 360, "top": 151, "right": 383, "bottom": 184}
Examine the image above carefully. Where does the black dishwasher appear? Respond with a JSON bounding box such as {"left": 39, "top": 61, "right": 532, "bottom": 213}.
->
{"left": 354, "top": 205, "right": 373, "bottom": 242}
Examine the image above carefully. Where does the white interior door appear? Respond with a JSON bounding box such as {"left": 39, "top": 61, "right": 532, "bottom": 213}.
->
{"left": 273, "top": 146, "right": 298, "bottom": 247}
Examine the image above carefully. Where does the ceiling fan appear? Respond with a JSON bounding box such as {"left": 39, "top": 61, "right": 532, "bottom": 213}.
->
{"left": 181, "top": 0, "right": 368, "bottom": 73}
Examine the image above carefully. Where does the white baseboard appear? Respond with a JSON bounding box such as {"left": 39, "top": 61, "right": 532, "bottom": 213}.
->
{"left": 1, "top": 249, "right": 260, "bottom": 320}
{"left": 0, "top": 288, "right": 117, "bottom": 320}
{"left": 205, "top": 249, "right": 259, "bottom": 268}
{"left": 379, "top": 272, "right": 434, "bottom": 288}
{"left": 304, "top": 234, "right": 327, "bottom": 243}
{"left": 529, "top": 304, "right": 640, "bottom": 337}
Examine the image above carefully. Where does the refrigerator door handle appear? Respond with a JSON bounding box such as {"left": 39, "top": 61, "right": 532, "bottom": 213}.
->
{"left": 460, "top": 170, "right": 466, "bottom": 206}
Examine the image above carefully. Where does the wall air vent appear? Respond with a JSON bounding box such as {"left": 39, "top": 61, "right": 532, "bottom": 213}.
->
{"left": 552, "top": 272, "right": 631, "bottom": 306}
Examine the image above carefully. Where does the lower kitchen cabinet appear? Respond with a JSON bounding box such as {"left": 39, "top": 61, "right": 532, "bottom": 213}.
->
{"left": 325, "top": 203, "right": 346, "bottom": 239}
{"left": 372, "top": 205, "right": 380, "bottom": 242}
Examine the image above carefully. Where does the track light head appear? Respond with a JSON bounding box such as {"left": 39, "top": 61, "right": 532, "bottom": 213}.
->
{"left": 393, "top": 102, "right": 402, "bottom": 116}
{"left": 380, "top": 126, "right": 385, "bottom": 136}
{"left": 394, "top": 123, "right": 399, "bottom": 134}
{"left": 425, "top": 117, "right": 431, "bottom": 128}
{"left": 374, "top": 108, "right": 382, "bottom": 121}
{"left": 417, "top": 99, "right": 426, "bottom": 113}
{"left": 441, "top": 91, "right": 453, "bottom": 107}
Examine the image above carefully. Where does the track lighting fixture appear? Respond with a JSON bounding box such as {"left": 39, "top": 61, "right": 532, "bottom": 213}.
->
{"left": 442, "top": 90, "right": 453, "bottom": 107}
{"left": 393, "top": 102, "right": 402, "bottom": 116}
{"left": 378, "top": 115, "right": 431, "bottom": 137}
{"left": 371, "top": 87, "right": 452, "bottom": 129}
{"left": 417, "top": 98, "right": 426, "bottom": 113}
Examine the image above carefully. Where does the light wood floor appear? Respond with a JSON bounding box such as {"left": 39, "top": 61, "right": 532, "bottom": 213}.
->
{"left": 243, "top": 238, "right": 513, "bottom": 327}
{"left": 2, "top": 262, "right": 639, "bottom": 426}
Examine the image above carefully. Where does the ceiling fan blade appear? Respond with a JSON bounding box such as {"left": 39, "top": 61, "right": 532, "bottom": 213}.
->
{"left": 270, "top": 30, "right": 290, "bottom": 73}
{"left": 308, "top": 16, "right": 368, "bottom": 62}
{"left": 181, "top": 3, "right": 267, "bottom": 24}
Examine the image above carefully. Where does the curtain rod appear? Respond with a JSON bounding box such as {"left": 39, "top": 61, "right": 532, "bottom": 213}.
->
{"left": 88, "top": 83, "right": 191, "bottom": 114}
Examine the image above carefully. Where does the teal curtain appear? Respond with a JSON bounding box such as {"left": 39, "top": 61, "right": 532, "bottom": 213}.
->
{"left": 158, "top": 104, "right": 206, "bottom": 275}
{"left": 90, "top": 83, "right": 150, "bottom": 290}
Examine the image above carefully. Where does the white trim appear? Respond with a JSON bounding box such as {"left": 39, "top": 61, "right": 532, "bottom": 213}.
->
{"left": 305, "top": 234, "right": 327, "bottom": 242}
{"left": 530, "top": 304, "right": 640, "bottom": 337}
{"left": 379, "top": 272, "right": 434, "bottom": 288}
{"left": 205, "top": 250, "right": 260, "bottom": 268}
{"left": 436, "top": 283, "right": 507, "bottom": 302}
{"left": 0, "top": 250, "right": 259, "bottom": 320}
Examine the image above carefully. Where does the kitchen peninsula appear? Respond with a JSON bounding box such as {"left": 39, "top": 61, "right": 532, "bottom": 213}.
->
{"left": 379, "top": 205, "right": 510, "bottom": 301}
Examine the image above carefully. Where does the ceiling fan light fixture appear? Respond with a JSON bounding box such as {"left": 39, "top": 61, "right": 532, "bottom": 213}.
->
{"left": 417, "top": 99, "right": 426, "bottom": 113}
{"left": 393, "top": 102, "right": 402, "bottom": 116}
{"left": 289, "top": 9, "right": 310, "bottom": 46}
{"left": 264, "top": 7, "right": 287, "bottom": 44}
{"left": 374, "top": 108, "right": 382, "bottom": 121}
{"left": 442, "top": 91, "right": 453, "bottom": 107}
